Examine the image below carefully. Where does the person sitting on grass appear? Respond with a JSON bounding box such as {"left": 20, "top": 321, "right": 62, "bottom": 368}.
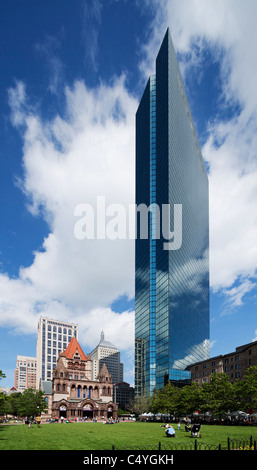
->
{"left": 185, "top": 422, "right": 191, "bottom": 432}
{"left": 165, "top": 425, "right": 176, "bottom": 437}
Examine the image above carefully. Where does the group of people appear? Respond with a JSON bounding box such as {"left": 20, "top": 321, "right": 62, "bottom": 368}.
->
{"left": 163, "top": 419, "right": 201, "bottom": 438}
{"left": 162, "top": 417, "right": 192, "bottom": 438}
{"left": 24, "top": 416, "right": 41, "bottom": 427}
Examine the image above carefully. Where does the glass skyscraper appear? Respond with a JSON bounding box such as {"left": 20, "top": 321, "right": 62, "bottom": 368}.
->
{"left": 135, "top": 29, "right": 209, "bottom": 396}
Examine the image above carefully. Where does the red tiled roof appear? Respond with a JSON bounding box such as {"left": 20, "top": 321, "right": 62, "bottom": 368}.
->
{"left": 61, "top": 337, "right": 87, "bottom": 361}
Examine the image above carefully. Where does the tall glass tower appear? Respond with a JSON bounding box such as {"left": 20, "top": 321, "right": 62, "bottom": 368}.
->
{"left": 135, "top": 29, "right": 209, "bottom": 396}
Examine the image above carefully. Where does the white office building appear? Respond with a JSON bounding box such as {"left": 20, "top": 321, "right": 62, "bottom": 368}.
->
{"left": 15, "top": 356, "right": 37, "bottom": 392}
{"left": 36, "top": 316, "right": 78, "bottom": 389}
{"left": 90, "top": 331, "right": 123, "bottom": 384}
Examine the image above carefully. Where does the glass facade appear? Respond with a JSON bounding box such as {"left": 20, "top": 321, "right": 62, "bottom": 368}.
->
{"left": 135, "top": 29, "right": 209, "bottom": 396}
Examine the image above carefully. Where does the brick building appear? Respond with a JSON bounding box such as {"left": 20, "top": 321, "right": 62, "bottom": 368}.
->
{"left": 187, "top": 340, "right": 257, "bottom": 385}
{"left": 41, "top": 337, "right": 118, "bottom": 421}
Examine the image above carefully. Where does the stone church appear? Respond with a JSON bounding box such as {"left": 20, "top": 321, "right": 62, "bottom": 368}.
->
{"left": 41, "top": 337, "right": 118, "bottom": 421}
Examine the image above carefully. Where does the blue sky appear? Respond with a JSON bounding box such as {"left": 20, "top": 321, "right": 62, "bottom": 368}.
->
{"left": 1, "top": 0, "right": 257, "bottom": 389}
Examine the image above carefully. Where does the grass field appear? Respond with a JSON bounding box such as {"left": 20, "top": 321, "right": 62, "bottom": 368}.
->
{"left": 1, "top": 421, "right": 257, "bottom": 450}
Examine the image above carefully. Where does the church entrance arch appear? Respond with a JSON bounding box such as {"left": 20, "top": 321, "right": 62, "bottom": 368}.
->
{"left": 83, "top": 404, "right": 93, "bottom": 419}
{"left": 107, "top": 406, "right": 113, "bottom": 419}
{"left": 60, "top": 405, "right": 67, "bottom": 418}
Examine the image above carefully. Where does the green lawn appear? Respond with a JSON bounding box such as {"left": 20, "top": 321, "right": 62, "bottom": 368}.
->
{"left": 1, "top": 421, "right": 257, "bottom": 450}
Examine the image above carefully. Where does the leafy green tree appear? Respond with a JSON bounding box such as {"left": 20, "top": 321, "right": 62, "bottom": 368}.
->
{"left": 234, "top": 366, "right": 257, "bottom": 412}
{"left": 8, "top": 392, "right": 22, "bottom": 416}
{"left": 16, "top": 389, "right": 47, "bottom": 419}
{"left": 177, "top": 382, "right": 202, "bottom": 416}
{"left": 149, "top": 388, "right": 163, "bottom": 415}
{"left": 0, "top": 371, "right": 15, "bottom": 419}
{"left": 150, "top": 382, "right": 180, "bottom": 416}
{"left": 137, "top": 367, "right": 257, "bottom": 421}
{"left": 0, "top": 370, "right": 7, "bottom": 412}
{"left": 0, "top": 370, "right": 6, "bottom": 380}
{"left": 133, "top": 394, "right": 151, "bottom": 416}
{"left": 0, "top": 394, "right": 10, "bottom": 417}
{"left": 201, "top": 372, "right": 235, "bottom": 416}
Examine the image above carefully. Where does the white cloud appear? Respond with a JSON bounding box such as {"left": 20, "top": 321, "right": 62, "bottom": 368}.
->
{"left": 81, "top": 0, "right": 102, "bottom": 72}
{"left": 204, "top": 115, "right": 257, "bottom": 292}
{"left": 1, "top": 75, "right": 137, "bottom": 380}
{"left": 34, "top": 33, "right": 65, "bottom": 95}
{"left": 222, "top": 279, "right": 256, "bottom": 312}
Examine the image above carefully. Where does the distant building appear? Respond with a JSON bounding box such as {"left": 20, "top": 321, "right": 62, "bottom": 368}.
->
{"left": 36, "top": 316, "right": 78, "bottom": 389}
{"left": 90, "top": 331, "right": 123, "bottom": 384}
{"left": 113, "top": 382, "right": 135, "bottom": 411}
{"left": 15, "top": 356, "right": 37, "bottom": 392}
{"left": 187, "top": 340, "right": 257, "bottom": 385}
{"left": 41, "top": 337, "right": 118, "bottom": 421}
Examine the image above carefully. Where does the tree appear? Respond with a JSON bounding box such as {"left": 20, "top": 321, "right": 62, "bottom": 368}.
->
{"left": 0, "top": 370, "right": 7, "bottom": 410}
{"left": 16, "top": 389, "right": 47, "bottom": 418}
{"left": 132, "top": 395, "right": 151, "bottom": 416}
{"left": 201, "top": 372, "right": 235, "bottom": 416}
{"left": 177, "top": 382, "right": 202, "bottom": 416}
{"left": 149, "top": 388, "right": 164, "bottom": 415}
{"left": 0, "top": 371, "right": 21, "bottom": 419}
{"left": 0, "top": 370, "right": 6, "bottom": 380}
{"left": 234, "top": 366, "right": 257, "bottom": 412}
{"left": 8, "top": 392, "right": 22, "bottom": 416}
{"left": 150, "top": 383, "right": 180, "bottom": 417}
{"left": 0, "top": 394, "right": 9, "bottom": 417}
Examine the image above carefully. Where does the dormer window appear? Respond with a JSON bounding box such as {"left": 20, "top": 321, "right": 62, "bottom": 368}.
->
{"left": 73, "top": 351, "right": 80, "bottom": 360}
